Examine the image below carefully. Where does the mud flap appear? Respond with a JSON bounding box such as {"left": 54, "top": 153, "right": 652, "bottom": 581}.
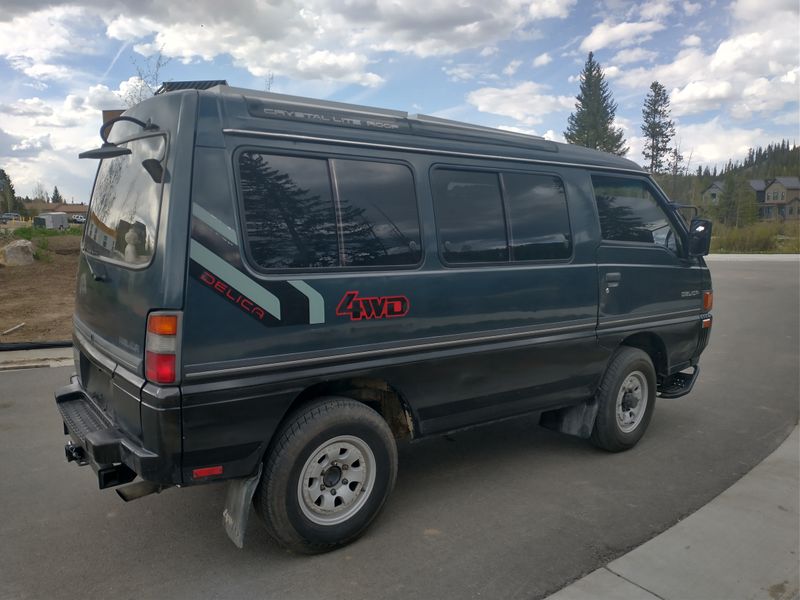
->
{"left": 222, "top": 463, "right": 262, "bottom": 549}
{"left": 540, "top": 398, "right": 599, "bottom": 439}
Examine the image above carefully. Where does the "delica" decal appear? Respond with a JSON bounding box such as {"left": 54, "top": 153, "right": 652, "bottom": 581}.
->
{"left": 336, "top": 291, "right": 410, "bottom": 321}
{"left": 199, "top": 270, "right": 268, "bottom": 321}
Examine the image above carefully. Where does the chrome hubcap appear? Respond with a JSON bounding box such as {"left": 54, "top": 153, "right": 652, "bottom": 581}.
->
{"left": 297, "top": 435, "right": 376, "bottom": 526}
{"left": 616, "top": 371, "right": 648, "bottom": 433}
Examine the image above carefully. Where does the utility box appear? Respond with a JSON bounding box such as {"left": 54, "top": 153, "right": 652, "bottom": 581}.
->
{"left": 34, "top": 212, "right": 69, "bottom": 230}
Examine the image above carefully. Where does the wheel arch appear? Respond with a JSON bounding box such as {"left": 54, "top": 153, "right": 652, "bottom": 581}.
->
{"left": 619, "top": 331, "right": 669, "bottom": 383}
{"left": 280, "top": 377, "right": 417, "bottom": 442}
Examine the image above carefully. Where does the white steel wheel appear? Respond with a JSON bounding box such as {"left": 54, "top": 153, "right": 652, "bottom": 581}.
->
{"left": 615, "top": 371, "right": 649, "bottom": 433}
{"left": 297, "top": 435, "right": 377, "bottom": 526}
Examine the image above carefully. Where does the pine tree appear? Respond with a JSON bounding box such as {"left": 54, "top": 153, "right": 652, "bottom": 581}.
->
{"left": 640, "top": 81, "right": 675, "bottom": 173}
{"left": 0, "top": 169, "right": 17, "bottom": 214}
{"left": 51, "top": 186, "right": 64, "bottom": 205}
{"left": 564, "top": 52, "right": 628, "bottom": 156}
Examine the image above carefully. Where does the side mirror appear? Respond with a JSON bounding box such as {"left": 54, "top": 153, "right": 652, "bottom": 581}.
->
{"left": 688, "top": 218, "right": 712, "bottom": 257}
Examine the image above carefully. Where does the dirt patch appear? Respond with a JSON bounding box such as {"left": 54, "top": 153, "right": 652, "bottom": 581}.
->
{"left": 0, "top": 238, "right": 79, "bottom": 343}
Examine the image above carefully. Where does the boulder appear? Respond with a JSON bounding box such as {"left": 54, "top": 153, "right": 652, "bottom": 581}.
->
{"left": 0, "top": 239, "right": 34, "bottom": 267}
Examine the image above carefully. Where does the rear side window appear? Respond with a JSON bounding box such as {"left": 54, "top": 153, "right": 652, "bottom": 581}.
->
{"left": 332, "top": 159, "right": 422, "bottom": 267}
{"left": 238, "top": 152, "right": 421, "bottom": 270}
{"left": 592, "top": 176, "right": 677, "bottom": 247}
{"left": 85, "top": 135, "right": 165, "bottom": 265}
{"left": 503, "top": 173, "right": 571, "bottom": 260}
{"left": 240, "top": 153, "right": 339, "bottom": 269}
{"left": 431, "top": 169, "right": 508, "bottom": 263}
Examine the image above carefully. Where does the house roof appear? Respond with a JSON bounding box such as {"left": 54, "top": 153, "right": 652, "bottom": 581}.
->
{"left": 748, "top": 180, "right": 768, "bottom": 191}
{"left": 702, "top": 181, "right": 725, "bottom": 193}
{"left": 771, "top": 176, "right": 800, "bottom": 189}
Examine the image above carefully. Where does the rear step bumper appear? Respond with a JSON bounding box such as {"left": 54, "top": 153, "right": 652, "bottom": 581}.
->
{"left": 55, "top": 381, "right": 170, "bottom": 488}
{"left": 658, "top": 366, "right": 700, "bottom": 399}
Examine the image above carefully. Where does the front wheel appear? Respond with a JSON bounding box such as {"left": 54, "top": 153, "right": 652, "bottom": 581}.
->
{"left": 254, "top": 397, "right": 398, "bottom": 554}
{"left": 591, "top": 347, "right": 656, "bottom": 452}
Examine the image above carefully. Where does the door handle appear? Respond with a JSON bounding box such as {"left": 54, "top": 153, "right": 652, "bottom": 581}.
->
{"left": 605, "top": 272, "right": 622, "bottom": 288}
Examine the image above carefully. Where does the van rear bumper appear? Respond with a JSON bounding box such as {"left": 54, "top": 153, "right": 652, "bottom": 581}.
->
{"left": 55, "top": 380, "right": 179, "bottom": 486}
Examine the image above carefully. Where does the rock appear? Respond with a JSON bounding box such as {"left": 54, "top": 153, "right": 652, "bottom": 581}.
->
{"left": 0, "top": 239, "right": 35, "bottom": 267}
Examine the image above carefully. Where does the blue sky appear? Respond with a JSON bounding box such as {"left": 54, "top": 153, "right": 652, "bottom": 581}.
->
{"left": 0, "top": 0, "right": 797, "bottom": 201}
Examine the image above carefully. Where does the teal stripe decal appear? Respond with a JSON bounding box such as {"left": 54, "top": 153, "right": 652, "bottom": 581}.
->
{"left": 288, "top": 280, "right": 325, "bottom": 324}
{"left": 192, "top": 204, "right": 238, "bottom": 244}
{"left": 190, "top": 240, "right": 280, "bottom": 320}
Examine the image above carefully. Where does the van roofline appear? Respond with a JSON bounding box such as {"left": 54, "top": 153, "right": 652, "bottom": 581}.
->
{"left": 195, "top": 84, "right": 644, "bottom": 173}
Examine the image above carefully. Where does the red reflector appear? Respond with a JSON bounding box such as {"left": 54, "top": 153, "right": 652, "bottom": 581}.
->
{"left": 193, "top": 466, "right": 224, "bottom": 479}
{"left": 145, "top": 351, "right": 176, "bottom": 384}
{"left": 702, "top": 318, "right": 712, "bottom": 329}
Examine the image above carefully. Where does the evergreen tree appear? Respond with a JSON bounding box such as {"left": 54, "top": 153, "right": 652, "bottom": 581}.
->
{"left": 51, "top": 185, "right": 64, "bottom": 205}
{"left": 0, "top": 168, "right": 17, "bottom": 214}
{"left": 641, "top": 81, "right": 675, "bottom": 173}
{"left": 564, "top": 52, "right": 628, "bottom": 156}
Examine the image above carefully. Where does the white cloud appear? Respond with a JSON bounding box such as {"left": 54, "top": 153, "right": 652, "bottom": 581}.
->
{"left": 529, "top": 0, "right": 577, "bottom": 20}
{"left": 532, "top": 52, "right": 552, "bottom": 67}
{"left": 480, "top": 46, "right": 499, "bottom": 57}
{"left": 677, "top": 117, "right": 770, "bottom": 166}
{"left": 580, "top": 20, "right": 665, "bottom": 52}
{"left": 670, "top": 80, "right": 735, "bottom": 115}
{"left": 467, "top": 81, "right": 574, "bottom": 125}
{"left": 682, "top": 1, "right": 701, "bottom": 16}
{"left": 0, "top": 98, "right": 53, "bottom": 117}
{"left": 639, "top": 0, "right": 674, "bottom": 20}
{"left": 503, "top": 59, "right": 522, "bottom": 76}
{"left": 611, "top": 47, "right": 658, "bottom": 64}
{"left": 681, "top": 34, "right": 701, "bottom": 47}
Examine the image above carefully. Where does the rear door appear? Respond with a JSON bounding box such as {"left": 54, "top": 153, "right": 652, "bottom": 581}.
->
{"left": 592, "top": 174, "right": 705, "bottom": 370}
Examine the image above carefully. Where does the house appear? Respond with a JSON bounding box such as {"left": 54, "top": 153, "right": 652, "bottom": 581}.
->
{"left": 23, "top": 200, "right": 88, "bottom": 218}
{"left": 701, "top": 181, "right": 725, "bottom": 205}
{"left": 748, "top": 180, "right": 767, "bottom": 203}
{"left": 760, "top": 177, "right": 800, "bottom": 221}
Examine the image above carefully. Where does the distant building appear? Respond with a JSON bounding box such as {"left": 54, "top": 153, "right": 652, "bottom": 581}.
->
{"left": 701, "top": 181, "right": 725, "bottom": 205}
{"left": 760, "top": 177, "right": 800, "bottom": 221}
{"left": 24, "top": 200, "right": 88, "bottom": 218}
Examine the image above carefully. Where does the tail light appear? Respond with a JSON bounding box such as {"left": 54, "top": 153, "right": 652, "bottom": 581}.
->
{"left": 145, "top": 312, "right": 181, "bottom": 384}
{"left": 703, "top": 291, "right": 713, "bottom": 312}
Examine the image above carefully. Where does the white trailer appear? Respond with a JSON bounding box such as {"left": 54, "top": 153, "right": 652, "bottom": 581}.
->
{"left": 34, "top": 212, "right": 69, "bottom": 230}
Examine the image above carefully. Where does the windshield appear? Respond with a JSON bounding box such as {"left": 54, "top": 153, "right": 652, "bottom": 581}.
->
{"left": 84, "top": 135, "right": 165, "bottom": 266}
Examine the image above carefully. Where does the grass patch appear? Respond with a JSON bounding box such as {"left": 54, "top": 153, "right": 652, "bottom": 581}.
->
{"left": 711, "top": 221, "right": 800, "bottom": 253}
{"left": 14, "top": 226, "right": 83, "bottom": 240}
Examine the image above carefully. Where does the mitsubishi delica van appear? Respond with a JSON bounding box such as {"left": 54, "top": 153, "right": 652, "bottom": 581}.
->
{"left": 55, "top": 82, "right": 713, "bottom": 553}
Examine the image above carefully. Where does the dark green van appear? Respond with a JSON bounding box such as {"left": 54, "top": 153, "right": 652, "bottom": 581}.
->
{"left": 55, "top": 83, "right": 713, "bottom": 553}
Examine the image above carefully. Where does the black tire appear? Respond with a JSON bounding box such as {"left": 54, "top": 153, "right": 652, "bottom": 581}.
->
{"left": 254, "top": 397, "right": 398, "bottom": 554}
{"left": 591, "top": 347, "right": 656, "bottom": 452}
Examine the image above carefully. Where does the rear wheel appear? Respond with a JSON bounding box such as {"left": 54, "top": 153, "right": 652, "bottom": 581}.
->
{"left": 591, "top": 347, "right": 656, "bottom": 452}
{"left": 255, "top": 397, "right": 397, "bottom": 553}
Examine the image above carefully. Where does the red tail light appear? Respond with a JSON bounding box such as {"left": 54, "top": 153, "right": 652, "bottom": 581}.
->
{"left": 703, "top": 291, "right": 713, "bottom": 311}
{"left": 145, "top": 312, "right": 181, "bottom": 384}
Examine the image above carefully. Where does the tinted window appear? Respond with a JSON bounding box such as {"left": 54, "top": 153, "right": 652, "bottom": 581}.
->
{"left": 592, "top": 176, "right": 677, "bottom": 249}
{"left": 432, "top": 169, "right": 508, "bottom": 263}
{"left": 240, "top": 153, "right": 339, "bottom": 269}
{"left": 85, "top": 135, "right": 164, "bottom": 265}
{"left": 503, "top": 173, "right": 571, "bottom": 260}
{"left": 333, "top": 160, "right": 421, "bottom": 267}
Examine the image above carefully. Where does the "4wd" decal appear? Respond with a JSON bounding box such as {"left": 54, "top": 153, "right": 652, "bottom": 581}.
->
{"left": 336, "top": 291, "right": 410, "bottom": 321}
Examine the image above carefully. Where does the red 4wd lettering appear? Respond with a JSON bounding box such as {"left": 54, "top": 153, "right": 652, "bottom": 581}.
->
{"left": 336, "top": 291, "right": 410, "bottom": 321}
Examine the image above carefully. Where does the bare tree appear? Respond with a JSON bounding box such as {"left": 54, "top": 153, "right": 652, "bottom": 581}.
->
{"left": 32, "top": 182, "right": 49, "bottom": 203}
{"left": 264, "top": 72, "right": 274, "bottom": 92}
{"left": 120, "top": 50, "right": 171, "bottom": 108}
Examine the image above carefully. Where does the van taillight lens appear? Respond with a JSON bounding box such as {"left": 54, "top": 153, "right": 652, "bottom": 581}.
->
{"left": 145, "top": 312, "right": 180, "bottom": 384}
{"left": 703, "top": 291, "right": 713, "bottom": 311}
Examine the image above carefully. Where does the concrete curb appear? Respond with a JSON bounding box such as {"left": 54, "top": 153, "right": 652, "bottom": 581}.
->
{"left": 706, "top": 254, "right": 799, "bottom": 261}
{"left": 546, "top": 426, "right": 800, "bottom": 600}
{"left": 0, "top": 347, "right": 73, "bottom": 371}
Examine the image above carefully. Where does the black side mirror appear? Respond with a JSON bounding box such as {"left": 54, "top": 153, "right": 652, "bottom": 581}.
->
{"left": 688, "top": 218, "right": 712, "bottom": 257}
{"left": 78, "top": 143, "right": 132, "bottom": 159}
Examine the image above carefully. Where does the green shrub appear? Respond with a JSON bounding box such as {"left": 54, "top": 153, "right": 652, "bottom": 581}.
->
{"left": 711, "top": 221, "right": 800, "bottom": 253}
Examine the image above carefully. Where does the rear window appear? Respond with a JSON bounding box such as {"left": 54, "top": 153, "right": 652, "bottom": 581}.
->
{"left": 84, "top": 135, "right": 165, "bottom": 265}
{"left": 238, "top": 152, "right": 422, "bottom": 270}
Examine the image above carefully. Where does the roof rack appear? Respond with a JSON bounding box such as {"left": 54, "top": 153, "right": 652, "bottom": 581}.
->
{"left": 409, "top": 113, "right": 545, "bottom": 141}
{"left": 156, "top": 80, "right": 229, "bottom": 95}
